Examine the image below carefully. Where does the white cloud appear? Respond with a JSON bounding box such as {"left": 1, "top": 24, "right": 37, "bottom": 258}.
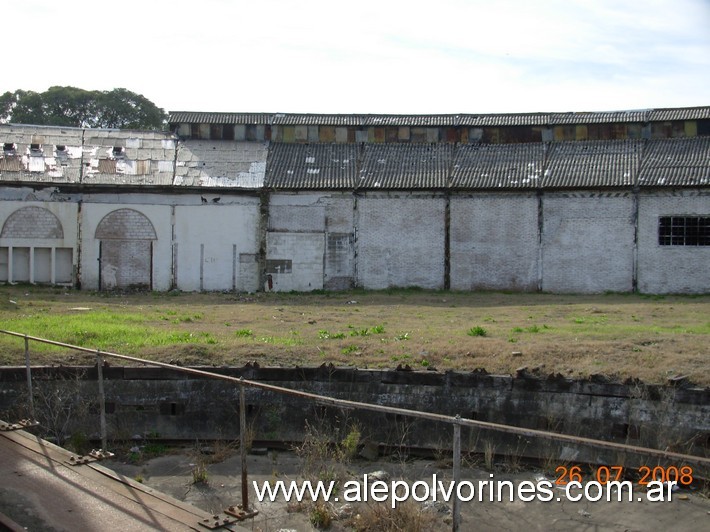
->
{"left": 2, "top": 0, "right": 708, "bottom": 114}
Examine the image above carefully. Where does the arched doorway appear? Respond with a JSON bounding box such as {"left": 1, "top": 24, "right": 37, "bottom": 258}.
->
{"left": 95, "top": 209, "right": 157, "bottom": 290}
{"left": 0, "top": 206, "right": 73, "bottom": 285}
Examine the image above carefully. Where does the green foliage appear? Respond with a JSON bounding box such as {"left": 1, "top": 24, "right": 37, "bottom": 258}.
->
{"left": 234, "top": 329, "right": 253, "bottom": 337}
{"left": 340, "top": 425, "right": 361, "bottom": 460}
{"left": 467, "top": 326, "right": 488, "bottom": 337}
{"left": 0, "top": 86, "right": 167, "bottom": 129}
{"left": 0, "top": 310, "right": 214, "bottom": 352}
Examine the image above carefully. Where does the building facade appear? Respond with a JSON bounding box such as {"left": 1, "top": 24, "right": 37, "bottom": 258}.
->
{"left": 1, "top": 106, "right": 708, "bottom": 294}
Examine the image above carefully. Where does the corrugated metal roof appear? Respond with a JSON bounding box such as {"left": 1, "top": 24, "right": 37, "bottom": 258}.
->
{"left": 364, "top": 115, "right": 458, "bottom": 127}
{"left": 271, "top": 114, "right": 364, "bottom": 126}
{"left": 544, "top": 140, "right": 642, "bottom": 188}
{"left": 647, "top": 107, "right": 710, "bottom": 122}
{"left": 168, "top": 112, "right": 272, "bottom": 124}
{"left": 266, "top": 143, "right": 359, "bottom": 189}
{"left": 638, "top": 137, "right": 710, "bottom": 187}
{"left": 358, "top": 144, "right": 452, "bottom": 189}
{"left": 450, "top": 143, "right": 545, "bottom": 189}
{"left": 550, "top": 110, "right": 647, "bottom": 125}
{"left": 458, "top": 114, "right": 549, "bottom": 127}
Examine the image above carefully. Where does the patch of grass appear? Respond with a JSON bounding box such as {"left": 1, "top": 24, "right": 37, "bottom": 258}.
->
{"left": 341, "top": 344, "right": 360, "bottom": 355}
{"left": 467, "top": 326, "right": 488, "bottom": 337}
{"left": 0, "top": 310, "right": 213, "bottom": 353}
{"left": 234, "top": 329, "right": 253, "bottom": 337}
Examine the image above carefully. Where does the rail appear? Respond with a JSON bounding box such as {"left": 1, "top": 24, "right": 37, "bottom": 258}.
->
{"left": 2, "top": 329, "right": 709, "bottom": 531}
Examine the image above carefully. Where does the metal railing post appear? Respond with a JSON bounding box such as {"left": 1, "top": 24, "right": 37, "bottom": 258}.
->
{"left": 239, "top": 379, "right": 249, "bottom": 511}
{"left": 452, "top": 416, "right": 461, "bottom": 532}
{"left": 24, "top": 335, "right": 35, "bottom": 420}
{"left": 96, "top": 350, "right": 108, "bottom": 451}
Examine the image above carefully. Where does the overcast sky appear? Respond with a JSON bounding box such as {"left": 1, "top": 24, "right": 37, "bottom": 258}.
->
{"left": 5, "top": 0, "right": 709, "bottom": 115}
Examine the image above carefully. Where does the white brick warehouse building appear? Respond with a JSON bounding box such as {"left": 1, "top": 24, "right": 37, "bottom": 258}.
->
{"left": 1, "top": 106, "right": 708, "bottom": 294}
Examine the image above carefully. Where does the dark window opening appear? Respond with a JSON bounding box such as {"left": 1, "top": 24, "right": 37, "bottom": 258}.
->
{"left": 191, "top": 123, "right": 200, "bottom": 139}
{"left": 55, "top": 145, "right": 67, "bottom": 152}
{"left": 222, "top": 124, "right": 235, "bottom": 140}
{"left": 210, "top": 124, "right": 223, "bottom": 140}
{"left": 659, "top": 216, "right": 710, "bottom": 246}
{"left": 112, "top": 146, "right": 125, "bottom": 158}
{"left": 266, "top": 259, "right": 293, "bottom": 274}
{"left": 245, "top": 124, "right": 257, "bottom": 141}
{"left": 3, "top": 143, "right": 16, "bottom": 153}
{"left": 30, "top": 143, "right": 42, "bottom": 153}
{"left": 159, "top": 402, "right": 185, "bottom": 415}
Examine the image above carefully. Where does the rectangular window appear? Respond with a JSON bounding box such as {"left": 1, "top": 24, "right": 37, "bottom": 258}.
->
{"left": 659, "top": 216, "right": 710, "bottom": 246}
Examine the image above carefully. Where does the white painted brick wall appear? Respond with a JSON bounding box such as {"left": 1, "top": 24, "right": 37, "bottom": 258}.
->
{"left": 542, "top": 192, "right": 634, "bottom": 293}
{"left": 450, "top": 193, "right": 539, "bottom": 291}
{"left": 637, "top": 190, "right": 710, "bottom": 293}
{"left": 356, "top": 195, "right": 445, "bottom": 289}
{"left": 267, "top": 232, "right": 324, "bottom": 291}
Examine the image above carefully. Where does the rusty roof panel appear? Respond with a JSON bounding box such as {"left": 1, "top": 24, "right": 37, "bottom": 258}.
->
{"left": 358, "top": 143, "right": 452, "bottom": 189}
{"left": 647, "top": 106, "right": 710, "bottom": 122}
{"left": 550, "top": 111, "right": 647, "bottom": 124}
{"left": 544, "top": 140, "right": 642, "bottom": 188}
{"left": 168, "top": 112, "right": 272, "bottom": 124}
{"left": 459, "top": 114, "right": 549, "bottom": 127}
{"left": 266, "top": 143, "right": 359, "bottom": 189}
{"left": 450, "top": 143, "right": 545, "bottom": 189}
{"left": 638, "top": 137, "right": 710, "bottom": 187}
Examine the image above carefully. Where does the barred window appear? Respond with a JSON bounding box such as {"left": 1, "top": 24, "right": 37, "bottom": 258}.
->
{"left": 659, "top": 216, "right": 710, "bottom": 246}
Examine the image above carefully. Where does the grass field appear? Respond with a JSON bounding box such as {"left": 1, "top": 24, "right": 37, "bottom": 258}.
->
{"left": 0, "top": 286, "right": 708, "bottom": 385}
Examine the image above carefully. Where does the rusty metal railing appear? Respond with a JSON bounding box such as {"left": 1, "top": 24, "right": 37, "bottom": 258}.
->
{"left": 2, "top": 329, "right": 710, "bottom": 532}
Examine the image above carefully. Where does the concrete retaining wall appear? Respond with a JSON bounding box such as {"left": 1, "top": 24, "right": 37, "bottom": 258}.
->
{"left": 1, "top": 366, "right": 707, "bottom": 474}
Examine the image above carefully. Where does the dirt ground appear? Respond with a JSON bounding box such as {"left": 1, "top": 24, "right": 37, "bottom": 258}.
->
{"left": 106, "top": 448, "right": 710, "bottom": 532}
{"left": 1, "top": 287, "right": 709, "bottom": 385}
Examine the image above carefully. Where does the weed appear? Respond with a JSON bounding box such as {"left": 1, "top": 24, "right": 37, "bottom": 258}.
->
{"left": 467, "top": 326, "right": 488, "bottom": 337}
{"left": 394, "top": 332, "right": 410, "bottom": 341}
{"left": 340, "top": 424, "right": 361, "bottom": 460}
{"left": 309, "top": 501, "right": 333, "bottom": 529}
{"left": 142, "top": 443, "right": 168, "bottom": 457}
{"left": 341, "top": 344, "right": 359, "bottom": 355}
{"left": 234, "top": 329, "right": 253, "bottom": 337}
{"left": 191, "top": 462, "right": 208, "bottom": 484}
{"left": 134, "top": 474, "right": 144, "bottom": 483}
{"left": 483, "top": 441, "right": 496, "bottom": 471}
{"left": 349, "top": 500, "right": 435, "bottom": 531}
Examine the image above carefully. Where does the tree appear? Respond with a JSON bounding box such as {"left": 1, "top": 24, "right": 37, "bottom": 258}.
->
{"left": 0, "top": 86, "right": 168, "bottom": 130}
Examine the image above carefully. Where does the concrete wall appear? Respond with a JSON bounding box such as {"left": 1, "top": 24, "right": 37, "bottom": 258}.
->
{"left": 542, "top": 192, "right": 635, "bottom": 293}
{"left": 1, "top": 367, "right": 707, "bottom": 474}
{"left": 356, "top": 194, "right": 446, "bottom": 289}
{"left": 450, "top": 193, "right": 539, "bottom": 291}
{"left": 268, "top": 193, "right": 355, "bottom": 291}
{"left": 174, "top": 202, "right": 261, "bottom": 292}
{"left": 637, "top": 189, "right": 710, "bottom": 294}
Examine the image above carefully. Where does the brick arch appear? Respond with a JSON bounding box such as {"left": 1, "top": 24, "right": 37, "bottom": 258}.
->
{"left": 1, "top": 206, "right": 64, "bottom": 239}
{"left": 95, "top": 209, "right": 157, "bottom": 240}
